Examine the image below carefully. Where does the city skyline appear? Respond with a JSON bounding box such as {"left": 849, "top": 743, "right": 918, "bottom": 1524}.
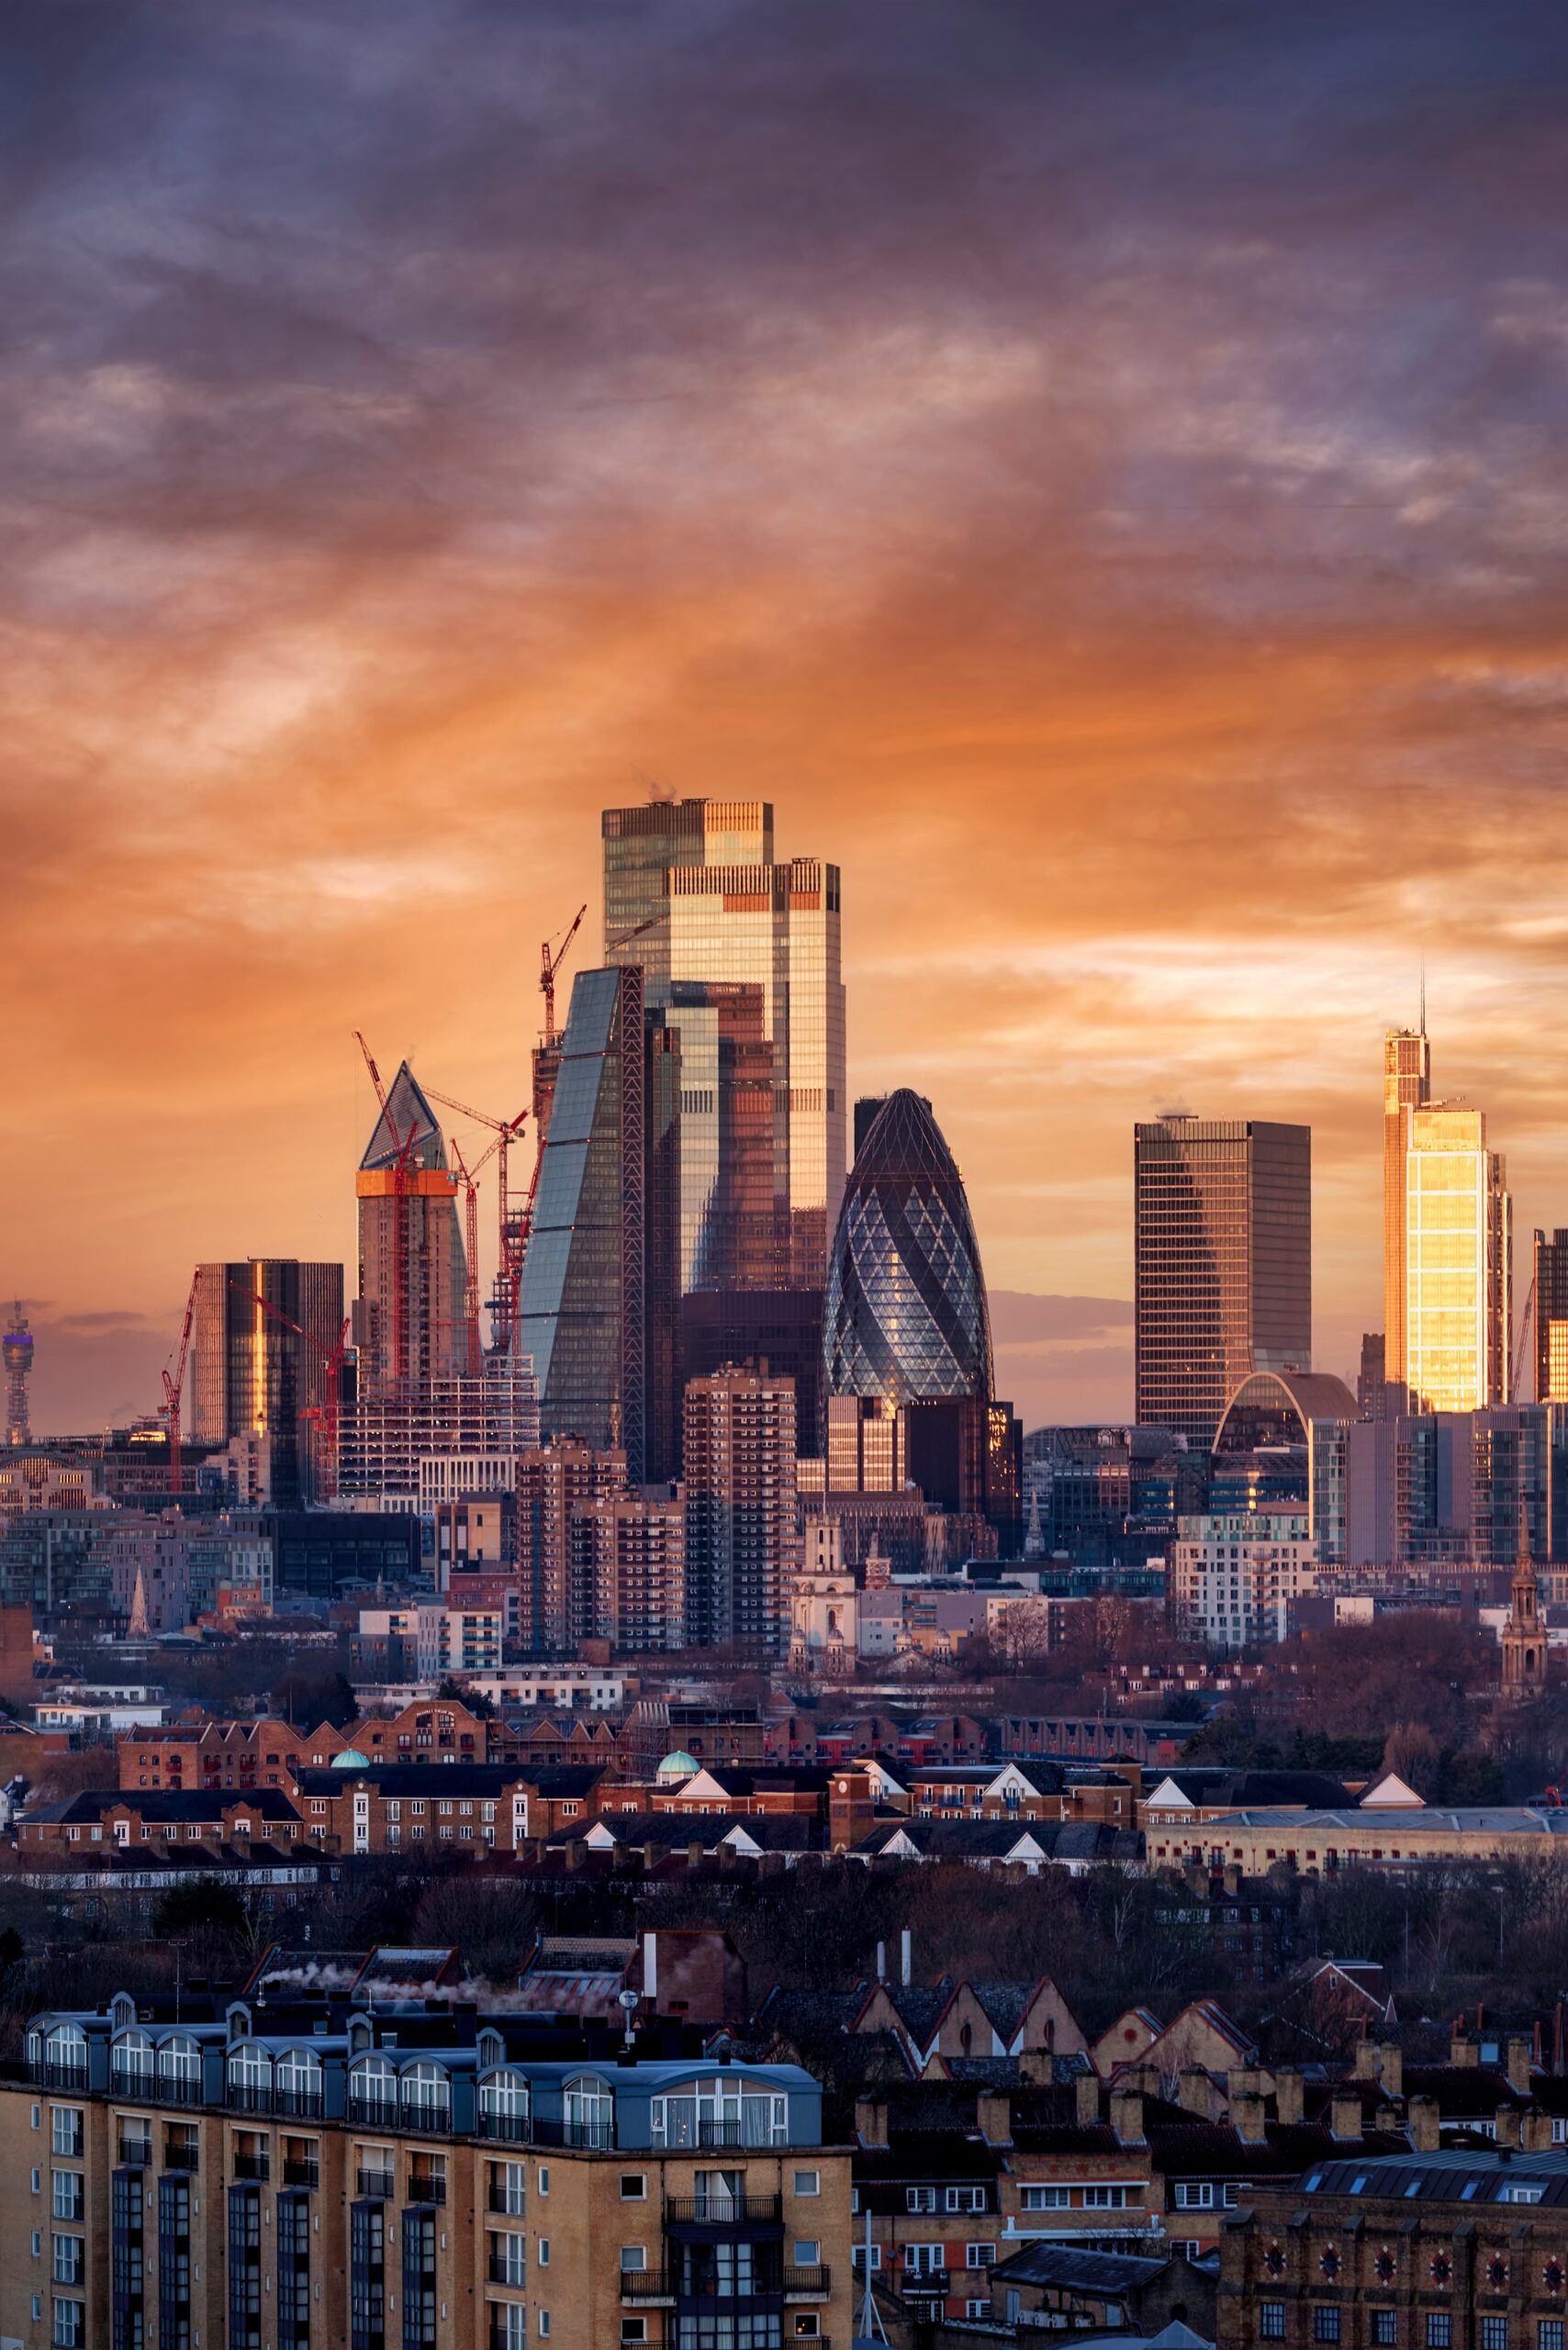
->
{"left": 6, "top": 4, "right": 1568, "bottom": 1435}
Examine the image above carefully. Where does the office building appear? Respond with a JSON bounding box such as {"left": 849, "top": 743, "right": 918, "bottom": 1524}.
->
{"left": 511, "top": 965, "right": 682, "bottom": 1483}
{"left": 1133, "top": 1114, "right": 1311, "bottom": 1451}
{"left": 1170, "top": 1509, "right": 1316, "bottom": 1647}
{"left": 190, "top": 1259, "right": 345, "bottom": 1505}
{"left": 1537, "top": 1228, "right": 1568, "bottom": 1403}
{"left": 823, "top": 1089, "right": 994, "bottom": 1408}
{"left": 337, "top": 1365, "right": 540, "bottom": 1503}
{"left": 683, "top": 1365, "right": 799, "bottom": 1652}
{"left": 602, "top": 797, "right": 846, "bottom": 1295}
{"left": 1382, "top": 1023, "right": 1431, "bottom": 1410}
{"left": 6, "top": 1992, "right": 850, "bottom": 2350}
{"left": 681, "top": 1285, "right": 823, "bottom": 1452}
{"left": 1403, "top": 1103, "right": 1510, "bottom": 1413}
{"left": 1345, "top": 1404, "right": 1562, "bottom": 1569}
{"left": 1356, "top": 1330, "right": 1386, "bottom": 1418}
{"left": 1210, "top": 1368, "right": 1357, "bottom": 1565}
{"left": 825, "top": 1394, "right": 907, "bottom": 1492}
{"left": 354, "top": 1061, "right": 465, "bottom": 1398}
{"left": 4, "top": 1303, "right": 33, "bottom": 1446}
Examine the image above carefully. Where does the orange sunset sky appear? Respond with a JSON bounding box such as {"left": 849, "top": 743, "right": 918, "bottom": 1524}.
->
{"left": 5, "top": 0, "right": 1568, "bottom": 1434}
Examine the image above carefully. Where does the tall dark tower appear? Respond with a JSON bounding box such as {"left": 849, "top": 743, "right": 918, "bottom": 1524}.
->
{"left": 4, "top": 1304, "right": 34, "bottom": 1446}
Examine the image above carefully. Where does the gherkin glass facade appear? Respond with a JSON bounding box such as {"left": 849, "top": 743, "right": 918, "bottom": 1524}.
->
{"left": 823, "top": 1090, "right": 993, "bottom": 1405}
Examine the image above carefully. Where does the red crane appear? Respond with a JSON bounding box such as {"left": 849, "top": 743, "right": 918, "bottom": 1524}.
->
{"left": 160, "top": 1267, "right": 201, "bottom": 1497}
{"left": 228, "top": 1278, "right": 353, "bottom": 1501}
{"left": 541, "top": 902, "right": 587, "bottom": 1046}
{"left": 353, "top": 1030, "right": 424, "bottom": 1387}
{"left": 422, "top": 1087, "right": 528, "bottom": 1357}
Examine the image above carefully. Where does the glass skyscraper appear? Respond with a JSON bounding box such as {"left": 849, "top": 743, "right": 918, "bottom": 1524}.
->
{"left": 1383, "top": 1024, "right": 1431, "bottom": 1411}
{"left": 1403, "top": 1103, "right": 1510, "bottom": 1413}
{"left": 191, "top": 1259, "right": 345, "bottom": 1505}
{"left": 601, "top": 798, "right": 846, "bottom": 1295}
{"left": 823, "top": 1089, "right": 993, "bottom": 1406}
{"left": 1133, "top": 1114, "right": 1312, "bottom": 1449}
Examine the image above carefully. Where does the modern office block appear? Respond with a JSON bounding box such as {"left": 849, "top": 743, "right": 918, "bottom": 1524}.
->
{"left": 1536, "top": 1228, "right": 1568, "bottom": 1404}
{"left": 190, "top": 1259, "right": 345, "bottom": 1505}
{"left": 354, "top": 1062, "right": 465, "bottom": 1398}
{"left": 1133, "top": 1114, "right": 1311, "bottom": 1451}
{"left": 1383, "top": 1024, "right": 1431, "bottom": 1409}
{"left": 1404, "top": 1103, "right": 1510, "bottom": 1413}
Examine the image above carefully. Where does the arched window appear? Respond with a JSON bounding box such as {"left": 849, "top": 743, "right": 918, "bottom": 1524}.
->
{"left": 157, "top": 2033, "right": 201, "bottom": 2103}
{"left": 400, "top": 2061, "right": 452, "bottom": 2132}
{"left": 112, "top": 2031, "right": 155, "bottom": 2091}
{"left": 563, "top": 2074, "right": 612, "bottom": 2150}
{"left": 45, "top": 2023, "right": 88, "bottom": 2087}
{"left": 349, "top": 2056, "right": 398, "bottom": 2125}
{"left": 651, "top": 2076, "right": 788, "bottom": 2151}
{"left": 276, "top": 2046, "right": 323, "bottom": 2116}
{"left": 227, "top": 2040, "right": 272, "bottom": 2112}
{"left": 479, "top": 2069, "right": 529, "bottom": 2142}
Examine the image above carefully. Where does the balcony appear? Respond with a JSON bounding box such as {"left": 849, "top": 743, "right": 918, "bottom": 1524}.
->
{"left": 664, "top": 2195, "right": 783, "bottom": 2227}
{"left": 486, "top": 2257, "right": 529, "bottom": 2288}
{"left": 163, "top": 2145, "right": 200, "bottom": 2174}
{"left": 619, "top": 2272, "right": 675, "bottom": 2305}
{"left": 228, "top": 2085, "right": 274, "bottom": 2117}
{"left": 487, "top": 2188, "right": 527, "bottom": 2218}
{"left": 274, "top": 2089, "right": 324, "bottom": 2121}
{"left": 401, "top": 2106, "right": 452, "bottom": 2139}
{"left": 785, "top": 2266, "right": 832, "bottom": 2298}
{"left": 117, "top": 2143, "right": 153, "bottom": 2169}
{"left": 283, "top": 2159, "right": 319, "bottom": 2190}
{"left": 232, "top": 2154, "right": 271, "bottom": 2182}
{"left": 347, "top": 2097, "right": 399, "bottom": 2132}
{"left": 407, "top": 2176, "right": 447, "bottom": 2208}
{"left": 153, "top": 2076, "right": 202, "bottom": 2108}
{"left": 40, "top": 2061, "right": 90, "bottom": 2092}
{"left": 356, "top": 2171, "right": 395, "bottom": 2201}
{"left": 478, "top": 2111, "right": 528, "bottom": 2142}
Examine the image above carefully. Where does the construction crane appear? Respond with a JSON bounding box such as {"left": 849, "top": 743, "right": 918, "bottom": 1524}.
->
{"left": 353, "top": 1030, "right": 424, "bottom": 1388}
{"left": 1512, "top": 1273, "right": 1538, "bottom": 1404}
{"left": 446, "top": 1132, "right": 508, "bottom": 1377}
{"left": 540, "top": 902, "right": 587, "bottom": 1047}
{"left": 422, "top": 1087, "right": 529, "bottom": 1357}
{"left": 160, "top": 1268, "right": 201, "bottom": 1498}
{"left": 228, "top": 1278, "right": 353, "bottom": 1501}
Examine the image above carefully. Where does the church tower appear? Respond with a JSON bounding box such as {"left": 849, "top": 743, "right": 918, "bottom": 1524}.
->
{"left": 1502, "top": 1516, "right": 1548, "bottom": 1701}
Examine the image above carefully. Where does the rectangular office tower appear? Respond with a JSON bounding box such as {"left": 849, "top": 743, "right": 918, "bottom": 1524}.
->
{"left": 602, "top": 798, "right": 846, "bottom": 1296}
{"left": 1134, "top": 1115, "right": 1312, "bottom": 1450}
{"left": 190, "top": 1259, "right": 344, "bottom": 1505}
{"left": 1404, "top": 1103, "right": 1510, "bottom": 1412}
{"left": 1536, "top": 1231, "right": 1568, "bottom": 1404}
{"left": 1383, "top": 1024, "right": 1432, "bottom": 1410}
{"left": 511, "top": 965, "right": 682, "bottom": 1483}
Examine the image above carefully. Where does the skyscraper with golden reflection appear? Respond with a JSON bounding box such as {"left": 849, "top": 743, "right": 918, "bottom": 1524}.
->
{"left": 1382, "top": 1024, "right": 1431, "bottom": 1412}
{"left": 1402, "top": 1102, "right": 1510, "bottom": 1413}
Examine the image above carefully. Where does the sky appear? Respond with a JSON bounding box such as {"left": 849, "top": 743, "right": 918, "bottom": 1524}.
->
{"left": 5, "top": 0, "right": 1568, "bottom": 1437}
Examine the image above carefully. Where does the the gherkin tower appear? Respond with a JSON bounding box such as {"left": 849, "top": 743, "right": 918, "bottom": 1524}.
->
{"left": 823, "top": 1090, "right": 993, "bottom": 1405}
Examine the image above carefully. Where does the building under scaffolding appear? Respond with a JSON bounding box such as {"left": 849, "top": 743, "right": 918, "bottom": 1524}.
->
{"left": 338, "top": 1365, "right": 540, "bottom": 1503}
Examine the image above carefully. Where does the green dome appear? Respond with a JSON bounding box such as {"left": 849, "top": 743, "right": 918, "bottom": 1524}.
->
{"left": 331, "top": 1748, "right": 371, "bottom": 1769}
{"left": 655, "top": 1751, "right": 699, "bottom": 1781}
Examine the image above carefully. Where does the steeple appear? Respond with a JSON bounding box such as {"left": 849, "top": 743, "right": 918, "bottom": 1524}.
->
{"left": 1501, "top": 1494, "right": 1546, "bottom": 1701}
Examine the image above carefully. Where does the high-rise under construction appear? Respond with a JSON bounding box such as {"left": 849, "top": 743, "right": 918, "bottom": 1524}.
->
{"left": 354, "top": 1062, "right": 466, "bottom": 1398}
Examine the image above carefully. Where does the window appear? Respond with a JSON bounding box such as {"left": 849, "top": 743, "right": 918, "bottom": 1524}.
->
{"left": 905, "top": 2244, "right": 947, "bottom": 2276}
{"left": 946, "top": 2186, "right": 985, "bottom": 2212}
{"left": 31, "top": 2169, "right": 41, "bottom": 2195}
{"left": 1083, "top": 2186, "right": 1128, "bottom": 2209}
{"left": 906, "top": 2187, "right": 937, "bottom": 2213}
{"left": 620, "top": 2175, "right": 647, "bottom": 2200}
{"left": 538, "top": 2167, "right": 549, "bottom": 2194}
{"left": 538, "top": 2240, "right": 550, "bottom": 2266}
{"left": 1174, "top": 2181, "right": 1215, "bottom": 2209}
{"left": 491, "top": 2231, "right": 528, "bottom": 2287}
{"left": 792, "top": 2242, "right": 820, "bottom": 2266}
{"left": 620, "top": 2246, "right": 646, "bottom": 2273}
{"left": 492, "top": 2312, "right": 527, "bottom": 2350}
{"left": 851, "top": 2245, "right": 882, "bottom": 2274}
{"left": 490, "top": 2162, "right": 526, "bottom": 2217}
{"left": 51, "top": 2110, "right": 84, "bottom": 2158}
{"left": 1021, "top": 2186, "right": 1070, "bottom": 2210}
{"left": 1316, "top": 2312, "right": 1342, "bottom": 2344}
{"left": 51, "top": 2174, "right": 84, "bottom": 2222}
{"left": 52, "top": 2299, "right": 84, "bottom": 2348}
{"left": 622, "top": 2324, "right": 647, "bottom": 2345}
{"left": 539, "top": 2316, "right": 550, "bottom": 2339}
{"left": 967, "top": 2302, "right": 991, "bottom": 2322}
{"left": 968, "top": 2243, "right": 997, "bottom": 2267}
{"left": 1373, "top": 2316, "right": 1398, "bottom": 2346}
{"left": 1260, "top": 2306, "right": 1286, "bottom": 2341}
{"left": 1428, "top": 2322, "right": 1452, "bottom": 2350}
{"left": 1483, "top": 2324, "right": 1508, "bottom": 2350}
{"left": 51, "top": 2236, "right": 83, "bottom": 2286}
{"left": 1540, "top": 2327, "right": 1564, "bottom": 2350}
{"left": 793, "top": 2170, "right": 820, "bottom": 2197}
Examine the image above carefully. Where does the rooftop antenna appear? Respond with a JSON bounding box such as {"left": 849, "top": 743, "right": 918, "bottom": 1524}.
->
{"left": 1419, "top": 956, "right": 1427, "bottom": 1035}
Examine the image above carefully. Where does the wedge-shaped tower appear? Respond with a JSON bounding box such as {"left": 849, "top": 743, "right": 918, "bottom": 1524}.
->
{"left": 354, "top": 1061, "right": 465, "bottom": 1397}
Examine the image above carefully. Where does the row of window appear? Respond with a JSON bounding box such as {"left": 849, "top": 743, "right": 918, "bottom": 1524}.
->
{"left": 1265, "top": 2312, "right": 1566, "bottom": 2350}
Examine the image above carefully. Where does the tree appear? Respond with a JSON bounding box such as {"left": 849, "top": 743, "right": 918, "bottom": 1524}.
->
{"left": 437, "top": 1676, "right": 495, "bottom": 1720}
{"left": 271, "top": 1668, "right": 357, "bottom": 1729}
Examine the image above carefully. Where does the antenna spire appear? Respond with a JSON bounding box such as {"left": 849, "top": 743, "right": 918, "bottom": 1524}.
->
{"left": 1419, "top": 956, "right": 1426, "bottom": 1035}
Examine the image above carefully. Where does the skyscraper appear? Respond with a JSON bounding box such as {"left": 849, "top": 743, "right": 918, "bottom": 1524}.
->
{"left": 823, "top": 1090, "right": 993, "bottom": 1407}
{"left": 510, "top": 964, "right": 682, "bottom": 1483}
{"left": 1383, "top": 1024, "right": 1432, "bottom": 1411}
{"left": 4, "top": 1304, "right": 33, "bottom": 1447}
{"left": 1133, "top": 1114, "right": 1312, "bottom": 1449}
{"left": 354, "top": 1062, "right": 465, "bottom": 1398}
{"left": 1536, "top": 1230, "right": 1568, "bottom": 1404}
{"left": 190, "top": 1259, "right": 345, "bottom": 1504}
{"left": 1403, "top": 1103, "right": 1510, "bottom": 1413}
{"left": 682, "top": 1363, "right": 798, "bottom": 1653}
{"left": 601, "top": 798, "right": 846, "bottom": 1295}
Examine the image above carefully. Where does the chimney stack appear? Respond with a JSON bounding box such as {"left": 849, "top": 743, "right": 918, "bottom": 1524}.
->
{"left": 1273, "top": 2068, "right": 1305, "bottom": 2127}
{"left": 1075, "top": 2072, "right": 1101, "bottom": 2127}
{"left": 1495, "top": 2107, "right": 1522, "bottom": 2150}
{"left": 1507, "top": 2037, "right": 1533, "bottom": 2097}
{"left": 1450, "top": 2031, "right": 1479, "bottom": 2068}
{"left": 856, "top": 2096, "right": 888, "bottom": 2148}
{"left": 1353, "top": 2042, "right": 1380, "bottom": 2080}
{"left": 1378, "top": 2042, "right": 1403, "bottom": 2098}
{"left": 1109, "top": 2089, "right": 1146, "bottom": 2146}
{"left": 1329, "top": 2090, "right": 1363, "bottom": 2142}
{"left": 1179, "top": 2068, "right": 1218, "bottom": 2122}
{"left": 977, "top": 2091, "right": 1013, "bottom": 2146}
{"left": 1522, "top": 2111, "right": 1553, "bottom": 2154}
{"left": 1232, "top": 2092, "right": 1268, "bottom": 2145}
{"left": 1407, "top": 2095, "right": 1439, "bottom": 2153}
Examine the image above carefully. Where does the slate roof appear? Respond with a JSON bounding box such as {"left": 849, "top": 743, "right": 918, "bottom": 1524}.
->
{"left": 27, "top": 1787, "right": 301, "bottom": 1824}
{"left": 990, "top": 2244, "right": 1172, "bottom": 2291}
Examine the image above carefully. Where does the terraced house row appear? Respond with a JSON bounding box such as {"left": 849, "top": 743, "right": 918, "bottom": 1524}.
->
{"left": 0, "top": 1991, "right": 852, "bottom": 2350}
